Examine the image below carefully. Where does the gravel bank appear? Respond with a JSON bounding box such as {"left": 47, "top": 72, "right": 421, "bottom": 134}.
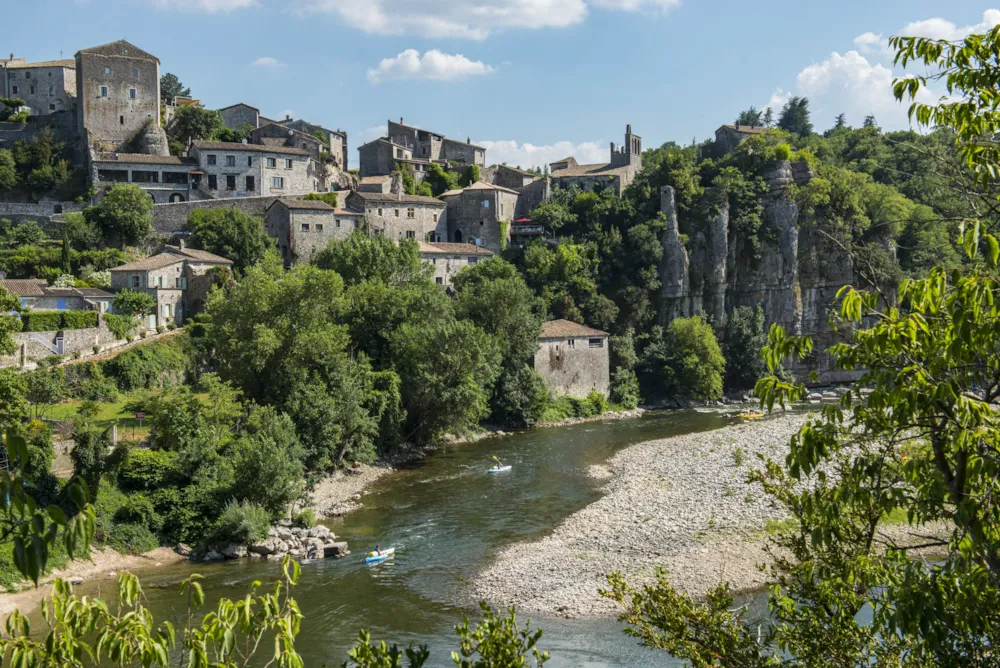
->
{"left": 472, "top": 412, "right": 813, "bottom": 618}
{"left": 306, "top": 465, "right": 396, "bottom": 517}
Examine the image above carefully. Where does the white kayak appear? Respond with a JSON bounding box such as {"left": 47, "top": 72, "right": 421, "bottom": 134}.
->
{"left": 365, "top": 547, "right": 395, "bottom": 564}
{"left": 488, "top": 465, "right": 512, "bottom": 473}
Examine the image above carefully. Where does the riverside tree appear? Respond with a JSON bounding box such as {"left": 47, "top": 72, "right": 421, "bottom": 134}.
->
{"left": 602, "top": 24, "right": 1000, "bottom": 664}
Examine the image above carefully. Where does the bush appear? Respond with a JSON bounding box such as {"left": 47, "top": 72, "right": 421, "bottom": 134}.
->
{"left": 113, "top": 492, "right": 162, "bottom": 531}
{"left": 59, "top": 310, "right": 99, "bottom": 330}
{"left": 92, "top": 345, "right": 101, "bottom": 354}
{"left": 215, "top": 500, "right": 270, "bottom": 545}
{"left": 772, "top": 143, "right": 793, "bottom": 161}
{"left": 21, "top": 311, "right": 62, "bottom": 332}
{"left": 156, "top": 325, "right": 165, "bottom": 334}
{"left": 582, "top": 389, "right": 609, "bottom": 416}
{"left": 105, "top": 522, "right": 160, "bottom": 554}
{"left": 167, "top": 323, "right": 177, "bottom": 331}
{"left": 292, "top": 509, "right": 316, "bottom": 529}
{"left": 140, "top": 330, "right": 148, "bottom": 339}
{"left": 611, "top": 367, "right": 640, "bottom": 409}
{"left": 100, "top": 340, "right": 188, "bottom": 392}
{"left": 116, "top": 447, "right": 180, "bottom": 492}
{"left": 104, "top": 313, "right": 139, "bottom": 340}
{"left": 72, "top": 350, "right": 82, "bottom": 359}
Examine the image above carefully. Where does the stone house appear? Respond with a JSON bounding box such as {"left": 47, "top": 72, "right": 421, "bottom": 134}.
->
{"left": 265, "top": 198, "right": 360, "bottom": 267}
{"left": 109, "top": 244, "right": 232, "bottom": 329}
{"left": 358, "top": 138, "right": 431, "bottom": 179}
{"left": 278, "top": 118, "right": 348, "bottom": 171}
{"left": 386, "top": 119, "right": 485, "bottom": 167}
{"left": 189, "top": 140, "right": 318, "bottom": 199}
{"left": 357, "top": 175, "right": 393, "bottom": 193}
{"left": 713, "top": 124, "right": 767, "bottom": 155}
{"left": 218, "top": 103, "right": 261, "bottom": 130}
{"left": 251, "top": 123, "right": 327, "bottom": 161}
{"left": 550, "top": 125, "right": 642, "bottom": 197}
{"left": 1, "top": 58, "right": 76, "bottom": 117}
{"left": 442, "top": 181, "right": 520, "bottom": 252}
{"left": 75, "top": 40, "right": 160, "bottom": 149}
{"left": 345, "top": 190, "right": 447, "bottom": 242}
{"left": 0, "top": 279, "right": 112, "bottom": 312}
{"left": 417, "top": 242, "right": 493, "bottom": 289}
{"left": 534, "top": 319, "right": 610, "bottom": 398}
{"left": 91, "top": 152, "right": 198, "bottom": 203}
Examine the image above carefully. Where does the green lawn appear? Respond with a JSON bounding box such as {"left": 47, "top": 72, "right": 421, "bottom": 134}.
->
{"left": 46, "top": 397, "right": 152, "bottom": 439}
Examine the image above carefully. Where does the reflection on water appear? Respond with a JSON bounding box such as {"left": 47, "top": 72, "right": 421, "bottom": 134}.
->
{"left": 62, "top": 410, "right": 760, "bottom": 666}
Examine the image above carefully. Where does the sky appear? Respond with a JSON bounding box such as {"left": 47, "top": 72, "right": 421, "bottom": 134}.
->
{"left": 4, "top": 1, "right": 998, "bottom": 168}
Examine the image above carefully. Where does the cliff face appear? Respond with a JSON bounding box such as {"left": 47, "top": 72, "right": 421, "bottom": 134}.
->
{"left": 659, "top": 160, "right": 861, "bottom": 384}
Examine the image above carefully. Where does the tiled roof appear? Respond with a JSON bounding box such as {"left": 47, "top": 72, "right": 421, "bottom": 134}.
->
{"left": 359, "top": 175, "right": 390, "bottom": 184}
{"left": 442, "top": 137, "right": 486, "bottom": 151}
{"left": 334, "top": 208, "right": 362, "bottom": 216}
{"left": 76, "top": 288, "right": 113, "bottom": 298}
{"left": 94, "top": 152, "right": 197, "bottom": 166}
{"left": 418, "top": 242, "right": 494, "bottom": 256}
{"left": 6, "top": 59, "right": 75, "bottom": 69}
{"left": 550, "top": 162, "right": 631, "bottom": 179}
{"left": 539, "top": 319, "right": 608, "bottom": 339}
{"left": 218, "top": 102, "right": 259, "bottom": 112}
{"left": 110, "top": 254, "right": 184, "bottom": 272}
{"left": 497, "top": 165, "right": 539, "bottom": 178}
{"left": 720, "top": 124, "right": 768, "bottom": 135}
{"left": 76, "top": 40, "right": 159, "bottom": 63}
{"left": 0, "top": 279, "right": 47, "bottom": 297}
{"left": 165, "top": 245, "right": 233, "bottom": 264}
{"left": 465, "top": 181, "right": 519, "bottom": 195}
{"left": 440, "top": 189, "right": 463, "bottom": 198}
{"left": 550, "top": 157, "right": 577, "bottom": 166}
{"left": 271, "top": 198, "right": 334, "bottom": 212}
{"left": 191, "top": 141, "right": 311, "bottom": 157}
{"left": 350, "top": 191, "right": 446, "bottom": 207}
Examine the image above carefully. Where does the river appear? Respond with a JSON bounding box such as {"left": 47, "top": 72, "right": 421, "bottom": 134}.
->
{"left": 70, "top": 409, "right": 739, "bottom": 666}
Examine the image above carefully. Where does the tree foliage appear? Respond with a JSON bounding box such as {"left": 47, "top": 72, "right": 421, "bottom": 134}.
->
{"left": 159, "top": 72, "right": 190, "bottom": 104}
{"left": 184, "top": 207, "right": 273, "bottom": 273}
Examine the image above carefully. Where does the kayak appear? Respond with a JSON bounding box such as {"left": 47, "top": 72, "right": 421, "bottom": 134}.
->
{"left": 737, "top": 412, "right": 765, "bottom": 420}
{"left": 488, "top": 465, "right": 512, "bottom": 473}
{"left": 365, "top": 547, "right": 395, "bottom": 564}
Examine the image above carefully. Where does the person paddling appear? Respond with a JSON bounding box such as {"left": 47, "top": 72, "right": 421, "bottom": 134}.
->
{"left": 374, "top": 544, "right": 381, "bottom": 556}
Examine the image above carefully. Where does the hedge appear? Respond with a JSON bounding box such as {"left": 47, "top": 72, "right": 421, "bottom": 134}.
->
{"left": 20, "top": 310, "right": 99, "bottom": 332}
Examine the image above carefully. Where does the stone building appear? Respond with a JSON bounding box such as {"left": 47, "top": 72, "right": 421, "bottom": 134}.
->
{"left": 251, "top": 123, "right": 327, "bottom": 161}
{"left": 0, "top": 58, "right": 77, "bottom": 117}
{"left": 442, "top": 181, "right": 519, "bottom": 252}
{"left": 357, "top": 174, "right": 397, "bottom": 194}
{"left": 278, "top": 118, "right": 348, "bottom": 171}
{"left": 713, "top": 124, "right": 767, "bottom": 155}
{"left": 189, "top": 140, "right": 318, "bottom": 199}
{"left": 218, "top": 103, "right": 261, "bottom": 130}
{"left": 534, "top": 319, "right": 610, "bottom": 398}
{"left": 265, "top": 198, "right": 360, "bottom": 266}
{"left": 550, "top": 125, "right": 642, "bottom": 196}
{"left": 345, "top": 190, "right": 447, "bottom": 242}
{"left": 91, "top": 152, "right": 197, "bottom": 203}
{"left": 109, "top": 244, "right": 232, "bottom": 329}
{"left": 358, "top": 138, "right": 426, "bottom": 178}
{"left": 75, "top": 40, "right": 160, "bottom": 149}
{"left": 359, "top": 118, "right": 486, "bottom": 179}
{"left": 417, "top": 242, "right": 493, "bottom": 288}
{"left": 0, "top": 279, "right": 112, "bottom": 312}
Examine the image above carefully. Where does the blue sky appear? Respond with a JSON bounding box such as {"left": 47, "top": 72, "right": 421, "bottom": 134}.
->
{"left": 4, "top": 1, "right": 997, "bottom": 168}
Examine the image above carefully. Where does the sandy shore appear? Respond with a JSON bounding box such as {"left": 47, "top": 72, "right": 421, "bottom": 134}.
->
{"left": 473, "top": 412, "right": 814, "bottom": 618}
{"left": 0, "top": 546, "right": 185, "bottom": 618}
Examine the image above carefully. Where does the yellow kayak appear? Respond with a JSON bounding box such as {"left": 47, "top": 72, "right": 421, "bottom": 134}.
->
{"left": 737, "top": 411, "right": 765, "bottom": 420}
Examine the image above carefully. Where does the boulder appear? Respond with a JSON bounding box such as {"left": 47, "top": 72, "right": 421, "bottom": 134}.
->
{"left": 315, "top": 525, "right": 331, "bottom": 537}
{"left": 290, "top": 527, "right": 305, "bottom": 537}
{"left": 175, "top": 543, "right": 192, "bottom": 557}
{"left": 806, "top": 392, "right": 823, "bottom": 401}
{"left": 203, "top": 549, "right": 224, "bottom": 562}
{"left": 278, "top": 518, "right": 292, "bottom": 527}
{"left": 323, "top": 541, "right": 350, "bottom": 558}
{"left": 305, "top": 543, "right": 324, "bottom": 559}
{"left": 289, "top": 548, "right": 302, "bottom": 557}
{"left": 821, "top": 391, "right": 838, "bottom": 400}
{"left": 68, "top": 576, "right": 84, "bottom": 585}
{"left": 222, "top": 544, "right": 247, "bottom": 559}
{"left": 276, "top": 527, "right": 294, "bottom": 541}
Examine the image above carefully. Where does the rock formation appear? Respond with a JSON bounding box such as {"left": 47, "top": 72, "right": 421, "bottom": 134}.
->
{"left": 658, "top": 160, "right": 860, "bottom": 384}
{"left": 137, "top": 124, "right": 170, "bottom": 157}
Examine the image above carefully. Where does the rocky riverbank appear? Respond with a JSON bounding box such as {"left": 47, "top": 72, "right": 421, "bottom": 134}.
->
{"left": 472, "top": 411, "right": 814, "bottom": 618}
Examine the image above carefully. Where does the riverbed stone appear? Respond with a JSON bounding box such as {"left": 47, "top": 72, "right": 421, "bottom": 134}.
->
{"left": 323, "top": 541, "right": 349, "bottom": 558}
{"left": 222, "top": 544, "right": 247, "bottom": 559}
{"left": 203, "top": 549, "right": 224, "bottom": 562}
{"left": 276, "top": 527, "right": 294, "bottom": 541}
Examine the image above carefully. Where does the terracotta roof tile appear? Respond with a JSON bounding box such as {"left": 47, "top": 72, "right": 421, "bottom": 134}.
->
{"left": 539, "top": 319, "right": 608, "bottom": 339}
{"left": 191, "top": 141, "right": 311, "bottom": 157}
{"left": 6, "top": 59, "right": 75, "bottom": 69}
{"left": 94, "top": 152, "right": 197, "bottom": 166}
{"left": 75, "top": 40, "right": 159, "bottom": 63}
{"left": 0, "top": 279, "right": 47, "bottom": 297}
{"left": 350, "top": 191, "right": 446, "bottom": 207}
{"left": 417, "top": 242, "right": 494, "bottom": 256}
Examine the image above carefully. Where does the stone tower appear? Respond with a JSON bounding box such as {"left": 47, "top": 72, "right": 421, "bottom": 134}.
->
{"left": 610, "top": 124, "right": 642, "bottom": 170}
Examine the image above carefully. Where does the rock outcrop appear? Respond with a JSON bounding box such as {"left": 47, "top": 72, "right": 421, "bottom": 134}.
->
{"left": 658, "top": 160, "right": 861, "bottom": 384}
{"left": 206, "top": 524, "right": 349, "bottom": 562}
{"left": 137, "top": 124, "right": 170, "bottom": 157}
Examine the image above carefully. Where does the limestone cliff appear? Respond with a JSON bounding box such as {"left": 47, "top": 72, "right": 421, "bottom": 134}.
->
{"left": 658, "top": 160, "right": 860, "bottom": 384}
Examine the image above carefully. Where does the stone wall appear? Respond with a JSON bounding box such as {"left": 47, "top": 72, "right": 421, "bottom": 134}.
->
{"left": 76, "top": 48, "right": 159, "bottom": 148}
{"left": 441, "top": 138, "right": 484, "bottom": 166}
{"left": 5, "top": 65, "right": 76, "bottom": 117}
{"left": 1, "top": 319, "right": 118, "bottom": 367}
{"left": 534, "top": 336, "right": 610, "bottom": 398}
{"left": 151, "top": 195, "right": 279, "bottom": 234}
{"left": 219, "top": 104, "right": 259, "bottom": 130}
{"left": 514, "top": 177, "right": 549, "bottom": 219}
{"left": 0, "top": 111, "right": 81, "bottom": 159}
{"left": 0, "top": 200, "right": 85, "bottom": 225}
{"left": 446, "top": 188, "right": 517, "bottom": 252}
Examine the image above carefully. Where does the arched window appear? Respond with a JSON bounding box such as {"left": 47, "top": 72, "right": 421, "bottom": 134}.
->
{"left": 169, "top": 193, "right": 185, "bottom": 203}
{"left": 454, "top": 230, "right": 463, "bottom": 243}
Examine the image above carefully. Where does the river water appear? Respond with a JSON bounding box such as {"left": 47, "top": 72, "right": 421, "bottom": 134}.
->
{"left": 74, "top": 409, "right": 738, "bottom": 666}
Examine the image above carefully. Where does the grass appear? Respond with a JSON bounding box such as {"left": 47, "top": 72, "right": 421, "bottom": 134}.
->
{"left": 764, "top": 517, "right": 799, "bottom": 536}
{"left": 539, "top": 396, "right": 626, "bottom": 424}
{"left": 47, "top": 398, "right": 153, "bottom": 439}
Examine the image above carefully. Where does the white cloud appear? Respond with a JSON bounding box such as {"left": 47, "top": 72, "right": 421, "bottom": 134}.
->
{"left": 853, "top": 32, "right": 891, "bottom": 58}
{"left": 476, "top": 139, "right": 608, "bottom": 170}
{"left": 252, "top": 56, "right": 286, "bottom": 69}
{"left": 900, "top": 9, "right": 1000, "bottom": 41}
{"left": 148, "top": 0, "right": 253, "bottom": 11}
{"left": 292, "top": 0, "right": 679, "bottom": 39}
{"left": 766, "top": 88, "right": 792, "bottom": 112}
{"left": 366, "top": 50, "right": 494, "bottom": 85}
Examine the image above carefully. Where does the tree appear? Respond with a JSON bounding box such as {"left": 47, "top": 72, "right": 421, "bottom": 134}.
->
{"left": 0, "top": 148, "right": 17, "bottom": 190}
{"left": 159, "top": 72, "right": 190, "bottom": 104}
{"left": 25, "top": 369, "right": 67, "bottom": 420}
{"left": 829, "top": 113, "right": 848, "bottom": 134}
{"left": 169, "top": 105, "right": 223, "bottom": 144}
{"left": 734, "top": 107, "right": 762, "bottom": 126}
{"left": 777, "top": 96, "right": 813, "bottom": 137}
{"left": 314, "top": 232, "right": 430, "bottom": 286}
{"left": 230, "top": 405, "right": 304, "bottom": 518}
{"left": 722, "top": 305, "right": 767, "bottom": 392}
{"left": 529, "top": 199, "right": 576, "bottom": 235}
{"left": 0, "top": 286, "right": 23, "bottom": 355}
{"left": 184, "top": 208, "right": 273, "bottom": 273}
{"left": 112, "top": 288, "right": 156, "bottom": 316}
{"left": 639, "top": 316, "right": 725, "bottom": 400}
{"left": 92, "top": 184, "right": 153, "bottom": 247}
{"left": 761, "top": 106, "right": 773, "bottom": 127}
{"left": 71, "top": 421, "right": 110, "bottom": 501}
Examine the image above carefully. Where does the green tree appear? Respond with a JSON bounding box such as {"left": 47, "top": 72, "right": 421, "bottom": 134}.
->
{"left": 734, "top": 107, "right": 763, "bottom": 126}
{"left": 0, "top": 148, "right": 17, "bottom": 190}
{"left": 25, "top": 369, "right": 67, "bottom": 420}
{"left": 640, "top": 317, "right": 725, "bottom": 400}
{"left": 722, "top": 305, "right": 767, "bottom": 392}
{"left": 0, "top": 286, "right": 23, "bottom": 355}
{"left": 777, "top": 96, "right": 813, "bottom": 137}
{"left": 230, "top": 405, "right": 304, "bottom": 518}
{"left": 169, "top": 105, "right": 223, "bottom": 144}
{"left": 159, "top": 72, "right": 190, "bottom": 104}
{"left": 71, "top": 421, "right": 110, "bottom": 501}
{"left": 184, "top": 208, "right": 273, "bottom": 273}
{"left": 112, "top": 287, "right": 156, "bottom": 316}
{"left": 761, "top": 106, "right": 773, "bottom": 127}
{"left": 529, "top": 199, "right": 576, "bottom": 235}
{"left": 92, "top": 184, "right": 153, "bottom": 247}
{"left": 315, "top": 232, "right": 430, "bottom": 286}
{"left": 424, "top": 163, "right": 460, "bottom": 196}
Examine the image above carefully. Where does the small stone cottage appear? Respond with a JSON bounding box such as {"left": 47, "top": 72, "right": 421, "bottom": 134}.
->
{"left": 534, "top": 319, "right": 610, "bottom": 398}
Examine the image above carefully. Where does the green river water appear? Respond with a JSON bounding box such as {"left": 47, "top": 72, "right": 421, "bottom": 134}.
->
{"left": 66, "top": 409, "right": 744, "bottom": 666}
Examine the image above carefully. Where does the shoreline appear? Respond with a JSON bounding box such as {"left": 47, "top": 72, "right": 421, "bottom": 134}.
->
{"left": 472, "top": 412, "right": 814, "bottom": 618}
{"left": 0, "top": 546, "right": 185, "bottom": 619}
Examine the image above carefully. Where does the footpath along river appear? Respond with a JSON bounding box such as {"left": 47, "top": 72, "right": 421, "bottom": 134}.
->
{"left": 63, "top": 409, "right": 755, "bottom": 666}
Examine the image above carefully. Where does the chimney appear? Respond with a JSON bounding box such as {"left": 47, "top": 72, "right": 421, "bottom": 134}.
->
{"left": 285, "top": 114, "right": 291, "bottom": 121}
{"left": 626, "top": 124, "right": 632, "bottom": 134}
{"left": 400, "top": 117, "right": 404, "bottom": 124}
{"left": 610, "top": 141, "right": 616, "bottom": 154}
{"left": 179, "top": 238, "right": 186, "bottom": 250}
{"left": 467, "top": 137, "right": 470, "bottom": 144}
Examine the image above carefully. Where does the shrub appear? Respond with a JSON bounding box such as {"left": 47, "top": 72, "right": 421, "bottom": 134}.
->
{"left": 156, "top": 325, "right": 165, "bottom": 334}
{"left": 59, "top": 310, "right": 99, "bottom": 330}
{"left": 116, "top": 447, "right": 180, "bottom": 492}
{"left": 100, "top": 340, "right": 188, "bottom": 392}
{"left": 611, "top": 367, "right": 640, "bottom": 409}
{"left": 214, "top": 500, "right": 270, "bottom": 545}
{"left": 78, "top": 376, "right": 118, "bottom": 401}
{"left": 125, "top": 335, "right": 134, "bottom": 343}
{"left": 292, "top": 509, "right": 316, "bottom": 529}
{"left": 113, "top": 492, "right": 162, "bottom": 531}
{"left": 583, "top": 389, "right": 609, "bottom": 416}
{"left": 167, "top": 323, "right": 177, "bottom": 331}
{"left": 21, "top": 311, "right": 62, "bottom": 332}
{"left": 72, "top": 350, "right": 82, "bottom": 359}
{"left": 92, "top": 345, "right": 101, "bottom": 354}
{"left": 104, "top": 313, "right": 139, "bottom": 340}
{"left": 772, "top": 143, "right": 793, "bottom": 161}
{"left": 140, "top": 330, "right": 148, "bottom": 339}
{"left": 105, "top": 522, "right": 160, "bottom": 554}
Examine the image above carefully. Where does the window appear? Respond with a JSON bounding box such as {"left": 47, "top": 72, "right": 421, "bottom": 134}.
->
{"left": 129, "top": 88, "right": 136, "bottom": 100}
{"left": 226, "top": 175, "right": 236, "bottom": 191}
{"left": 245, "top": 175, "right": 255, "bottom": 191}
{"left": 285, "top": 159, "right": 293, "bottom": 169}
{"left": 132, "top": 68, "right": 139, "bottom": 77}
{"left": 161, "top": 304, "right": 170, "bottom": 317}
{"left": 29, "top": 86, "right": 35, "bottom": 95}
{"left": 24, "top": 72, "right": 31, "bottom": 79}
{"left": 266, "top": 157, "right": 276, "bottom": 168}
{"left": 335, "top": 219, "right": 341, "bottom": 228}
{"left": 567, "top": 338, "right": 576, "bottom": 348}
{"left": 433, "top": 213, "right": 438, "bottom": 223}
{"left": 316, "top": 224, "right": 323, "bottom": 232}
{"left": 406, "top": 208, "right": 415, "bottom": 219}
{"left": 377, "top": 208, "right": 383, "bottom": 216}
{"left": 104, "top": 66, "right": 111, "bottom": 75}
{"left": 100, "top": 86, "right": 107, "bottom": 97}
{"left": 394, "top": 209, "right": 400, "bottom": 218}
{"left": 272, "top": 176, "right": 284, "bottom": 189}
{"left": 131, "top": 275, "right": 140, "bottom": 288}
{"left": 226, "top": 155, "right": 236, "bottom": 167}
{"left": 481, "top": 200, "right": 489, "bottom": 209}
{"left": 49, "top": 104, "right": 55, "bottom": 111}
{"left": 119, "top": 115, "right": 124, "bottom": 125}
{"left": 207, "top": 174, "right": 218, "bottom": 190}
{"left": 207, "top": 154, "right": 217, "bottom": 165}
{"left": 175, "top": 277, "right": 182, "bottom": 288}
{"left": 247, "top": 156, "right": 253, "bottom": 167}
{"left": 48, "top": 85, "right": 53, "bottom": 95}
{"left": 301, "top": 224, "right": 310, "bottom": 232}
{"left": 157, "top": 275, "right": 164, "bottom": 288}
{"left": 406, "top": 231, "right": 415, "bottom": 239}
{"left": 589, "top": 338, "right": 604, "bottom": 349}
{"left": 10, "top": 86, "right": 16, "bottom": 95}
{"left": 468, "top": 257, "right": 479, "bottom": 264}
{"left": 436, "top": 277, "right": 443, "bottom": 285}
